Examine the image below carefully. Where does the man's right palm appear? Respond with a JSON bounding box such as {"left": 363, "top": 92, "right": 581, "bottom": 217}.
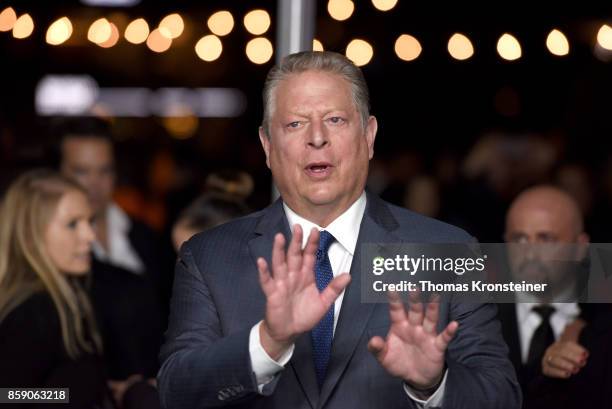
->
{"left": 257, "top": 226, "right": 351, "bottom": 359}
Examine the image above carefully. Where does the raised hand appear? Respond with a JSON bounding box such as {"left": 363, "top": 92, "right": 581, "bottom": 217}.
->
{"left": 541, "top": 318, "right": 589, "bottom": 379}
{"left": 542, "top": 341, "right": 588, "bottom": 378}
{"left": 368, "top": 291, "right": 458, "bottom": 390}
{"left": 257, "top": 225, "right": 351, "bottom": 360}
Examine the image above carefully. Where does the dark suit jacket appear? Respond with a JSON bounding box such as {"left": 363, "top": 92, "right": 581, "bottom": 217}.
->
{"left": 89, "top": 213, "right": 165, "bottom": 380}
{"left": 497, "top": 304, "right": 523, "bottom": 381}
{"left": 158, "top": 193, "right": 521, "bottom": 409}
{"left": 498, "top": 303, "right": 612, "bottom": 409}
{"left": 90, "top": 259, "right": 163, "bottom": 380}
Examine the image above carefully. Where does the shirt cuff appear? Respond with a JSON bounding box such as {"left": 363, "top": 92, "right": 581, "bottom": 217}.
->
{"left": 403, "top": 369, "right": 448, "bottom": 408}
{"left": 249, "top": 321, "right": 295, "bottom": 389}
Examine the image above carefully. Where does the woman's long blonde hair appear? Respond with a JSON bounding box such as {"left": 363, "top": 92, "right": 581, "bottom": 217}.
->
{"left": 0, "top": 169, "right": 102, "bottom": 358}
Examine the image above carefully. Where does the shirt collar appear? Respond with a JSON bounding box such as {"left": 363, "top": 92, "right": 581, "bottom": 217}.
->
{"left": 107, "top": 202, "right": 131, "bottom": 234}
{"left": 516, "top": 299, "right": 580, "bottom": 323}
{"left": 283, "top": 191, "right": 367, "bottom": 256}
{"left": 92, "top": 202, "right": 132, "bottom": 259}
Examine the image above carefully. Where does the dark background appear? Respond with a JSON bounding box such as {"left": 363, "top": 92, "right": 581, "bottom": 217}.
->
{"left": 1, "top": 0, "right": 611, "bottom": 242}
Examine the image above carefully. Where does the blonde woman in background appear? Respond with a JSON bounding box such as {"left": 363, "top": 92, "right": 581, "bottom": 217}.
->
{"left": 0, "top": 169, "right": 109, "bottom": 408}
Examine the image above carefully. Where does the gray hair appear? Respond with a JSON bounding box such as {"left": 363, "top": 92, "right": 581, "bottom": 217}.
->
{"left": 261, "top": 51, "right": 370, "bottom": 137}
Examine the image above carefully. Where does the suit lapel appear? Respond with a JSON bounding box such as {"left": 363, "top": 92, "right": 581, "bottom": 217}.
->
{"left": 319, "top": 193, "right": 400, "bottom": 408}
{"left": 290, "top": 334, "right": 320, "bottom": 408}
{"left": 248, "top": 199, "right": 291, "bottom": 270}
{"left": 247, "top": 199, "right": 320, "bottom": 408}
{"left": 497, "top": 303, "right": 522, "bottom": 374}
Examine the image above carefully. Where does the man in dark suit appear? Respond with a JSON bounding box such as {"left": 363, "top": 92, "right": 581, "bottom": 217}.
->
{"left": 498, "top": 185, "right": 590, "bottom": 408}
{"left": 158, "top": 51, "right": 520, "bottom": 409}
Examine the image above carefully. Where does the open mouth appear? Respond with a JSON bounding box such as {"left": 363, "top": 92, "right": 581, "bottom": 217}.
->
{"left": 308, "top": 164, "right": 330, "bottom": 172}
{"left": 305, "top": 162, "right": 334, "bottom": 177}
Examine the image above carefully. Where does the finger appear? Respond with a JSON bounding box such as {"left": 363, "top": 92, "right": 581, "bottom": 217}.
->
{"left": 257, "top": 257, "right": 274, "bottom": 296}
{"left": 434, "top": 320, "right": 459, "bottom": 352}
{"left": 408, "top": 287, "right": 422, "bottom": 304}
{"left": 423, "top": 296, "right": 440, "bottom": 334}
{"left": 320, "top": 273, "right": 351, "bottom": 307}
{"left": 287, "top": 224, "right": 303, "bottom": 275}
{"left": 387, "top": 291, "right": 409, "bottom": 325}
{"left": 271, "top": 233, "right": 287, "bottom": 279}
{"left": 554, "top": 342, "right": 589, "bottom": 366}
{"left": 543, "top": 365, "right": 572, "bottom": 379}
{"left": 306, "top": 227, "right": 320, "bottom": 252}
{"left": 367, "top": 336, "right": 387, "bottom": 358}
{"left": 407, "top": 290, "right": 424, "bottom": 327}
{"left": 300, "top": 228, "right": 319, "bottom": 285}
{"left": 546, "top": 355, "right": 580, "bottom": 374}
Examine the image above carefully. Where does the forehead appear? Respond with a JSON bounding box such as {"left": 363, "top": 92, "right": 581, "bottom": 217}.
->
{"left": 506, "top": 203, "right": 571, "bottom": 235}
{"left": 61, "top": 137, "right": 113, "bottom": 162}
{"left": 53, "top": 190, "right": 91, "bottom": 219}
{"left": 273, "top": 70, "right": 354, "bottom": 112}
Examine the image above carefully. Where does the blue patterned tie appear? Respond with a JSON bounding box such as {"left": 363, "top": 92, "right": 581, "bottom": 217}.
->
{"left": 311, "top": 230, "right": 335, "bottom": 388}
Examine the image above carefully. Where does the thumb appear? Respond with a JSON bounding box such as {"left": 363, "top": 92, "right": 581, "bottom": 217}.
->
{"left": 368, "top": 335, "right": 386, "bottom": 357}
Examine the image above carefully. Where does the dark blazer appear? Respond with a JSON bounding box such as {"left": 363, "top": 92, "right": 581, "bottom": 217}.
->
{"left": 158, "top": 193, "right": 521, "bottom": 409}
{"left": 127, "top": 218, "right": 164, "bottom": 293}
{"left": 498, "top": 303, "right": 612, "bottom": 409}
{"left": 497, "top": 304, "right": 523, "bottom": 381}
{"left": 89, "top": 213, "right": 166, "bottom": 380}
{"left": 90, "top": 259, "right": 164, "bottom": 380}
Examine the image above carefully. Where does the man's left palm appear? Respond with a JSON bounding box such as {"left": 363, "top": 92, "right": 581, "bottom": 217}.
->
{"left": 368, "top": 292, "right": 458, "bottom": 390}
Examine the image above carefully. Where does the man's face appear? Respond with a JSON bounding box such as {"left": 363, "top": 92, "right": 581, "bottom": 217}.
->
{"left": 60, "top": 137, "right": 115, "bottom": 216}
{"left": 259, "top": 70, "right": 377, "bottom": 223}
{"left": 505, "top": 202, "right": 588, "bottom": 290}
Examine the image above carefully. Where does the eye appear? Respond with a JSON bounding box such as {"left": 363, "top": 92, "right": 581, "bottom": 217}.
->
{"left": 327, "top": 116, "right": 345, "bottom": 125}
{"left": 537, "top": 233, "right": 558, "bottom": 243}
{"left": 507, "top": 234, "right": 527, "bottom": 244}
{"left": 287, "top": 121, "right": 301, "bottom": 129}
{"left": 67, "top": 219, "right": 78, "bottom": 230}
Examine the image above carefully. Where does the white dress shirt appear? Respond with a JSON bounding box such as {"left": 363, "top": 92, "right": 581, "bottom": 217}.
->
{"left": 248, "top": 192, "right": 446, "bottom": 407}
{"left": 92, "top": 202, "right": 145, "bottom": 274}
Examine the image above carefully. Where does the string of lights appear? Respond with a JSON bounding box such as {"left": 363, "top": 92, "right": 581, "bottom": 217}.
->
{"left": 1, "top": 4, "right": 611, "bottom": 67}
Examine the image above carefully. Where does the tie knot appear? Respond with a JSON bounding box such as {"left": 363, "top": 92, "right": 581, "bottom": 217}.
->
{"left": 318, "top": 230, "right": 335, "bottom": 254}
{"left": 532, "top": 305, "right": 555, "bottom": 320}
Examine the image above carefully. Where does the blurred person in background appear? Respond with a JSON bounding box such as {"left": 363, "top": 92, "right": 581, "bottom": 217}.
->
{"left": 52, "top": 117, "right": 163, "bottom": 407}
{"left": 402, "top": 174, "right": 441, "bottom": 219}
{"left": 53, "top": 117, "right": 162, "bottom": 285}
{"left": 172, "top": 170, "right": 253, "bottom": 251}
{"left": 167, "top": 170, "right": 253, "bottom": 316}
{"left": 379, "top": 151, "right": 423, "bottom": 205}
{"left": 498, "top": 185, "right": 608, "bottom": 409}
{"left": 0, "top": 169, "right": 109, "bottom": 408}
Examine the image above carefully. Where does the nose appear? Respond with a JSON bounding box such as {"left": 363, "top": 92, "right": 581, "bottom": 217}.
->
{"left": 81, "top": 221, "right": 96, "bottom": 246}
{"left": 307, "top": 120, "right": 329, "bottom": 149}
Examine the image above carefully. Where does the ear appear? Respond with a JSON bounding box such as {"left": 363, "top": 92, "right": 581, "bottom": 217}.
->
{"left": 365, "top": 116, "right": 378, "bottom": 160}
{"left": 258, "top": 126, "right": 271, "bottom": 169}
{"left": 576, "top": 232, "right": 590, "bottom": 260}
